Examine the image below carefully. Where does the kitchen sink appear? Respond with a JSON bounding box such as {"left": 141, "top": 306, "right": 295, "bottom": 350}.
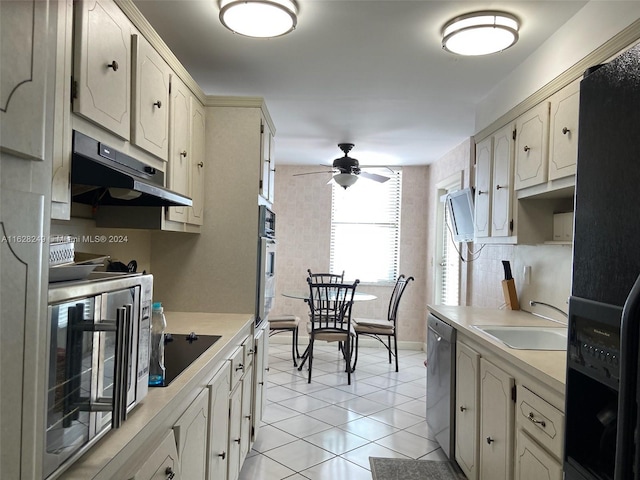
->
{"left": 471, "top": 325, "right": 567, "bottom": 351}
{"left": 162, "top": 333, "right": 222, "bottom": 385}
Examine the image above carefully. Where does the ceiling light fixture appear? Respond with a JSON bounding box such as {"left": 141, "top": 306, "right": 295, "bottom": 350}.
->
{"left": 333, "top": 173, "right": 358, "bottom": 190}
{"left": 219, "top": 0, "right": 297, "bottom": 38}
{"left": 442, "top": 11, "right": 519, "bottom": 56}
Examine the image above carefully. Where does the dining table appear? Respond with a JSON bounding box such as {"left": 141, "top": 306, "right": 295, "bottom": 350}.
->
{"left": 281, "top": 291, "right": 377, "bottom": 301}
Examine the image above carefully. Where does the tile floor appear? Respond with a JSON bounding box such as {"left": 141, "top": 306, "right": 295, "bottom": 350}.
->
{"left": 238, "top": 341, "right": 448, "bottom": 480}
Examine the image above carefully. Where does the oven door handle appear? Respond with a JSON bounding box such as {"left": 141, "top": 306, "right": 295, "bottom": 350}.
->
{"left": 112, "top": 306, "right": 131, "bottom": 429}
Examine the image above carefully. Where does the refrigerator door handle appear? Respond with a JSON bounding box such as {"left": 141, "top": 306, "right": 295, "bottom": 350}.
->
{"left": 615, "top": 273, "right": 640, "bottom": 480}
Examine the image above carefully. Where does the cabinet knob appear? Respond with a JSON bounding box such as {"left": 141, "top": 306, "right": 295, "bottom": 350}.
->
{"left": 486, "top": 437, "right": 494, "bottom": 444}
{"left": 496, "top": 184, "right": 507, "bottom": 190}
{"left": 154, "top": 100, "right": 162, "bottom": 108}
{"left": 244, "top": 414, "right": 252, "bottom": 419}
{"left": 259, "top": 381, "right": 264, "bottom": 385}
{"left": 477, "top": 190, "right": 487, "bottom": 195}
{"left": 106, "top": 60, "right": 119, "bottom": 71}
{"left": 459, "top": 405, "right": 467, "bottom": 412}
{"left": 234, "top": 438, "right": 241, "bottom": 444}
{"left": 218, "top": 451, "right": 226, "bottom": 460}
{"left": 165, "top": 466, "right": 175, "bottom": 479}
{"left": 562, "top": 127, "right": 570, "bottom": 135}
{"left": 180, "top": 150, "right": 188, "bottom": 158}
{"left": 528, "top": 412, "right": 546, "bottom": 427}
{"left": 197, "top": 161, "right": 204, "bottom": 168}
{"left": 523, "top": 145, "right": 531, "bottom": 152}
{"left": 236, "top": 363, "right": 244, "bottom": 372}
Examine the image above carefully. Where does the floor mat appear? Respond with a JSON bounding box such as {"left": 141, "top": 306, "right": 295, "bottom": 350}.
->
{"left": 369, "top": 457, "right": 466, "bottom": 480}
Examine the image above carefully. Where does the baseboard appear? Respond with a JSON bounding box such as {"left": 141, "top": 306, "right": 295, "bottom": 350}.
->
{"left": 269, "top": 334, "right": 424, "bottom": 351}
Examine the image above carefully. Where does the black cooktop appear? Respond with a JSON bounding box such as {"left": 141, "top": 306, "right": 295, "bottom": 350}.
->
{"left": 162, "top": 333, "right": 222, "bottom": 386}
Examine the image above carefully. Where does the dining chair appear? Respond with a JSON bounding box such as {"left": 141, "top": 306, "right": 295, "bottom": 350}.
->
{"left": 298, "top": 278, "right": 359, "bottom": 384}
{"left": 268, "top": 314, "right": 301, "bottom": 366}
{"left": 352, "top": 274, "right": 414, "bottom": 372}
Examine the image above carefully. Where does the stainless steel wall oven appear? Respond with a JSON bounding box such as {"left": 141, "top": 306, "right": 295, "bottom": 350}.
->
{"left": 44, "top": 273, "right": 153, "bottom": 479}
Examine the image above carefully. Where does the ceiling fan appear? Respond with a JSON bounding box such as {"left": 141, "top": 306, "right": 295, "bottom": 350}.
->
{"left": 294, "top": 143, "right": 391, "bottom": 189}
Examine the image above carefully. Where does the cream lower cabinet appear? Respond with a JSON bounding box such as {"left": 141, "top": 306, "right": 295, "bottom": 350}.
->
{"left": 479, "top": 358, "right": 515, "bottom": 480}
{"left": 130, "top": 430, "right": 181, "bottom": 480}
{"left": 515, "top": 430, "right": 562, "bottom": 480}
{"left": 173, "top": 388, "right": 209, "bottom": 480}
{"left": 253, "top": 321, "right": 270, "bottom": 443}
{"left": 208, "top": 364, "right": 231, "bottom": 480}
{"left": 228, "top": 381, "right": 243, "bottom": 480}
{"left": 455, "top": 342, "right": 480, "bottom": 480}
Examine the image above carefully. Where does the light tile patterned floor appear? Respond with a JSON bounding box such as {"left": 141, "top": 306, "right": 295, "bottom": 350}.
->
{"left": 238, "top": 342, "right": 447, "bottom": 480}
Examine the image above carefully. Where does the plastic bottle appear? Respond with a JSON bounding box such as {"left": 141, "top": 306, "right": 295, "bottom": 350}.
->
{"left": 149, "top": 302, "right": 166, "bottom": 386}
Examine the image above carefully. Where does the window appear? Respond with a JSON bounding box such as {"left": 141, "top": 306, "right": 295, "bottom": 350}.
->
{"left": 330, "top": 169, "right": 402, "bottom": 283}
{"left": 435, "top": 174, "right": 462, "bottom": 305}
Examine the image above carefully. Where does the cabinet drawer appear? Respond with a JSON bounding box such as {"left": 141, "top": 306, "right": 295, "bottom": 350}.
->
{"left": 516, "top": 386, "right": 564, "bottom": 459}
{"left": 242, "top": 335, "right": 255, "bottom": 369}
{"left": 229, "top": 346, "right": 245, "bottom": 387}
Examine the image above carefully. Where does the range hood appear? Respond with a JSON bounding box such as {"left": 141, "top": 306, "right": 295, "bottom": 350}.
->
{"left": 71, "top": 130, "right": 192, "bottom": 207}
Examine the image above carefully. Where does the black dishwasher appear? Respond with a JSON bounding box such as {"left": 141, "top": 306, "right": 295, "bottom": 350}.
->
{"left": 426, "top": 313, "right": 456, "bottom": 460}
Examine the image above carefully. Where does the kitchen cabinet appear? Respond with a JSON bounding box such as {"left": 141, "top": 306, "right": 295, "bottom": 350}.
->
{"left": 479, "top": 358, "right": 515, "bottom": 480}
{"left": 260, "top": 119, "right": 276, "bottom": 204}
{"left": 548, "top": 79, "right": 580, "bottom": 181}
{"left": 73, "top": 0, "right": 134, "bottom": 140}
{"left": 514, "top": 102, "right": 550, "bottom": 190}
{"left": 188, "top": 97, "right": 206, "bottom": 226}
{"left": 252, "top": 321, "right": 270, "bottom": 443}
{"left": 132, "top": 33, "right": 171, "bottom": 161}
{"left": 207, "top": 362, "right": 231, "bottom": 480}
{"left": 240, "top": 364, "right": 254, "bottom": 464}
{"left": 474, "top": 123, "right": 515, "bottom": 242}
{"left": 0, "top": 0, "right": 49, "bottom": 161}
{"left": 228, "top": 380, "right": 243, "bottom": 480}
{"left": 130, "top": 430, "right": 181, "bottom": 480}
{"left": 167, "top": 75, "right": 191, "bottom": 223}
{"left": 515, "top": 430, "right": 562, "bottom": 480}
{"left": 173, "top": 388, "right": 209, "bottom": 480}
{"left": 455, "top": 342, "right": 480, "bottom": 480}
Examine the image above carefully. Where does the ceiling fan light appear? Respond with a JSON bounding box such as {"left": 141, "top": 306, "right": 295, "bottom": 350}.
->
{"left": 333, "top": 173, "right": 358, "bottom": 189}
{"left": 442, "top": 11, "right": 519, "bottom": 56}
{"left": 219, "top": 0, "right": 297, "bottom": 38}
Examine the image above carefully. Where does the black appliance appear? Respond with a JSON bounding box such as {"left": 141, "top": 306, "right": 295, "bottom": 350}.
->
{"left": 564, "top": 43, "right": 640, "bottom": 480}
{"left": 71, "top": 130, "right": 192, "bottom": 207}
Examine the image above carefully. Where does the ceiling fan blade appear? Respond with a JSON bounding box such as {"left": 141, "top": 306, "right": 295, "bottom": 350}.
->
{"left": 359, "top": 171, "right": 390, "bottom": 183}
{"left": 293, "top": 170, "right": 334, "bottom": 177}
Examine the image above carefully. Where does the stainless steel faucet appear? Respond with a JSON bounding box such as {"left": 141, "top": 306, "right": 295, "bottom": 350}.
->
{"left": 529, "top": 300, "right": 568, "bottom": 324}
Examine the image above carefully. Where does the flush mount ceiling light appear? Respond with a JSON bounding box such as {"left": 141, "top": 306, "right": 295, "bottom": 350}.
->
{"left": 219, "top": 0, "right": 297, "bottom": 38}
{"left": 333, "top": 173, "right": 358, "bottom": 190}
{"left": 442, "top": 11, "right": 519, "bottom": 56}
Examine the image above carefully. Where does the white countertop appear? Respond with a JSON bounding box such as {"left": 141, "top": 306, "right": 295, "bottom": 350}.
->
{"left": 427, "top": 305, "right": 567, "bottom": 395}
{"left": 61, "top": 312, "right": 253, "bottom": 480}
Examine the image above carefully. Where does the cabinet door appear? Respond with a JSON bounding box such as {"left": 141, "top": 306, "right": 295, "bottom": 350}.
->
{"left": 253, "top": 324, "right": 269, "bottom": 442}
{"left": 166, "top": 75, "right": 191, "bottom": 222}
{"left": 208, "top": 364, "right": 231, "bottom": 480}
{"left": 455, "top": 342, "right": 480, "bottom": 480}
{"left": 491, "top": 124, "right": 515, "bottom": 237}
{"left": 474, "top": 137, "right": 492, "bottom": 239}
{"left": 188, "top": 97, "right": 206, "bottom": 226}
{"left": 0, "top": 0, "right": 49, "bottom": 160}
{"left": 515, "top": 430, "right": 562, "bottom": 480}
{"left": 228, "top": 383, "right": 242, "bottom": 480}
{"left": 240, "top": 364, "right": 254, "bottom": 464}
{"left": 479, "top": 358, "right": 515, "bottom": 480}
{"left": 132, "top": 34, "right": 170, "bottom": 160}
{"left": 73, "top": 0, "right": 132, "bottom": 140}
{"left": 173, "top": 388, "right": 209, "bottom": 480}
{"left": 268, "top": 134, "right": 276, "bottom": 204}
{"left": 548, "top": 80, "right": 580, "bottom": 181}
{"left": 514, "top": 102, "right": 549, "bottom": 190}
{"left": 131, "top": 430, "right": 180, "bottom": 480}
{"left": 259, "top": 119, "right": 272, "bottom": 202}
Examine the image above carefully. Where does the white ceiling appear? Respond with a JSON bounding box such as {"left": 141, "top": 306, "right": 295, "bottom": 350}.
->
{"left": 133, "top": 1, "right": 589, "bottom": 167}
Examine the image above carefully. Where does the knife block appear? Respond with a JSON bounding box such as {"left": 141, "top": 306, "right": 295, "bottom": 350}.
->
{"left": 502, "top": 279, "right": 520, "bottom": 310}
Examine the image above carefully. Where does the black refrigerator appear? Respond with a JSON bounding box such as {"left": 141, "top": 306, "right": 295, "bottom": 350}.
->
{"left": 564, "top": 43, "right": 640, "bottom": 480}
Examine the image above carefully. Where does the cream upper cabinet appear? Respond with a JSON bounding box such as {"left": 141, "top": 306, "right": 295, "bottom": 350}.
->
{"left": 73, "top": 0, "right": 133, "bottom": 140}
{"left": 479, "top": 358, "right": 515, "bottom": 480}
{"left": 132, "top": 34, "right": 171, "bottom": 160}
{"left": 167, "top": 75, "right": 191, "bottom": 223}
{"left": 474, "top": 137, "right": 492, "bottom": 239}
{"left": 548, "top": 79, "right": 580, "bottom": 181}
{"left": 208, "top": 364, "right": 231, "bottom": 480}
{"left": 455, "top": 342, "right": 480, "bottom": 480}
{"left": 0, "top": 0, "right": 50, "bottom": 160}
{"left": 188, "top": 97, "right": 206, "bottom": 226}
{"left": 491, "top": 124, "right": 515, "bottom": 238}
{"left": 260, "top": 118, "right": 275, "bottom": 204}
{"left": 514, "top": 102, "right": 550, "bottom": 190}
{"left": 173, "top": 388, "right": 209, "bottom": 480}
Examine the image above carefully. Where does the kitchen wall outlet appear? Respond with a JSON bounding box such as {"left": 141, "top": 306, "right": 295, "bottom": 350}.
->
{"left": 523, "top": 265, "right": 531, "bottom": 285}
